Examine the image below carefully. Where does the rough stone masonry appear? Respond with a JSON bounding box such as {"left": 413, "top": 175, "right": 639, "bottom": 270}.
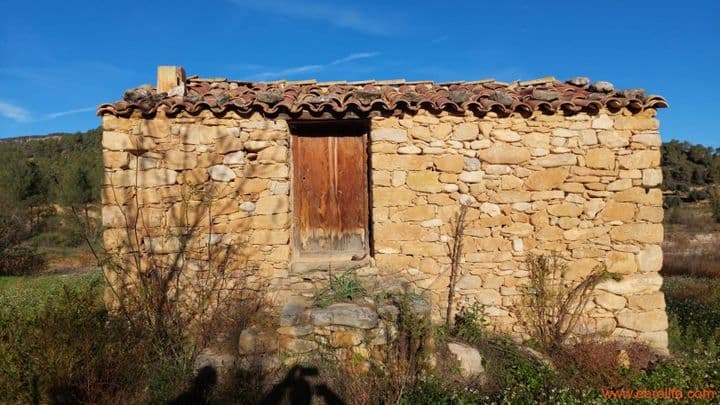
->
{"left": 98, "top": 67, "right": 669, "bottom": 352}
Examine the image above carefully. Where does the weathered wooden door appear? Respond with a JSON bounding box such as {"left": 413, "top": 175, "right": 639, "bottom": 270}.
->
{"left": 291, "top": 122, "right": 369, "bottom": 257}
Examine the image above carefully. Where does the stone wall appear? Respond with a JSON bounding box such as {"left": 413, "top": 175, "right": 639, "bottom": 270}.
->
{"left": 100, "top": 106, "right": 667, "bottom": 351}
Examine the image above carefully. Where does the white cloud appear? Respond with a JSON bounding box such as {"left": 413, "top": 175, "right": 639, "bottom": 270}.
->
{"left": 229, "top": 0, "right": 398, "bottom": 35}
{"left": 330, "top": 52, "right": 379, "bottom": 65}
{"left": 251, "top": 52, "right": 379, "bottom": 81}
{"left": 0, "top": 100, "right": 31, "bottom": 122}
{"left": 46, "top": 106, "right": 97, "bottom": 119}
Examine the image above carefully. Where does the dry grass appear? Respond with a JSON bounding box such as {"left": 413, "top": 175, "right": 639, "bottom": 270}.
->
{"left": 662, "top": 250, "right": 720, "bottom": 279}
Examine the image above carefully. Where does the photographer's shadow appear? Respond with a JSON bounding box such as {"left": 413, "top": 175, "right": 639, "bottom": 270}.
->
{"left": 261, "top": 365, "right": 343, "bottom": 405}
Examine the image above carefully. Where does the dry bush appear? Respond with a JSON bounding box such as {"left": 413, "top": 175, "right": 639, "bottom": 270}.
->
{"left": 662, "top": 249, "right": 720, "bottom": 279}
{"left": 552, "top": 340, "right": 658, "bottom": 389}
{"left": 520, "top": 254, "right": 615, "bottom": 353}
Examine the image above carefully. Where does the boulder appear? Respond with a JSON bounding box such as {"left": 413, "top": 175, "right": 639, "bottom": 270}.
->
{"left": 447, "top": 342, "right": 484, "bottom": 377}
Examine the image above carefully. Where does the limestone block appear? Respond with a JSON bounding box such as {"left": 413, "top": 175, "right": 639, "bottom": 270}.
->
{"left": 459, "top": 171, "right": 484, "bottom": 183}
{"left": 478, "top": 145, "right": 531, "bottom": 164}
{"left": 594, "top": 292, "right": 627, "bottom": 311}
{"left": 165, "top": 150, "right": 198, "bottom": 170}
{"left": 580, "top": 129, "right": 598, "bottom": 145}
{"left": 258, "top": 146, "right": 288, "bottom": 162}
{"left": 596, "top": 272, "right": 663, "bottom": 295}
{"left": 601, "top": 202, "right": 636, "bottom": 222}
{"left": 523, "top": 132, "right": 550, "bottom": 148}
{"left": 566, "top": 258, "right": 601, "bottom": 280}
{"left": 279, "top": 337, "right": 317, "bottom": 354}
{"left": 277, "top": 325, "right": 313, "bottom": 337}
{"left": 610, "top": 224, "right": 663, "bottom": 243}
{"left": 103, "top": 115, "right": 135, "bottom": 131}
{"left": 409, "top": 126, "right": 432, "bottom": 141}
{"left": 309, "top": 303, "right": 379, "bottom": 328}
{"left": 103, "top": 131, "right": 155, "bottom": 152}
{"left": 638, "top": 245, "right": 663, "bottom": 272}
{"left": 374, "top": 155, "right": 433, "bottom": 170}
{"left": 237, "top": 178, "right": 270, "bottom": 194}
{"left": 399, "top": 205, "right": 435, "bottom": 221}
{"left": 607, "top": 179, "right": 632, "bottom": 191}
{"left": 584, "top": 199, "right": 605, "bottom": 219}
{"left": 372, "top": 128, "right": 408, "bottom": 143}
{"left": 104, "top": 151, "right": 131, "bottom": 169}
{"left": 535, "top": 153, "right": 577, "bottom": 167}
{"left": 223, "top": 150, "right": 246, "bottom": 165}
{"left": 631, "top": 133, "right": 661, "bottom": 147}
{"left": 244, "top": 141, "right": 272, "bottom": 152}
{"left": 255, "top": 195, "right": 289, "bottom": 215}
{"left": 480, "top": 202, "right": 501, "bottom": 217}
{"left": 606, "top": 251, "right": 637, "bottom": 274}
{"left": 208, "top": 165, "right": 236, "bottom": 182}
{"left": 612, "top": 188, "right": 662, "bottom": 205}
{"left": 642, "top": 168, "right": 662, "bottom": 187}
{"left": 435, "top": 155, "right": 464, "bottom": 172}
{"left": 407, "top": 172, "right": 442, "bottom": 192}
{"left": 373, "top": 187, "right": 416, "bottom": 206}
{"left": 398, "top": 145, "right": 422, "bottom": 155}
{"left": 456, "top": 275, "right": 482, "bottom": 290}
{"left": 616, "top": 310, "right": 668, "bottom": 332}
{"left": 143, "top": 236, "right": 181, "bottom": 254}
{"left": 180, "top": 125, "right": 222, "bottom": 144}
{"left": 598, "top": 131, "right": 630, "bottom": 148}
{"left": 492, "top": 129, "right": 521, "bottom": 142}
{"left": 244, "top": 163, "right": 289, "bottom": 178}
{"left": 614, "top": 116, "right": 659, "bottom": 130}
{"left": 618, "top": 150, "right": 661, "bottom": 169}
{"left": 591, "top": 114, "right": 613, "bottom": 129}
{"left": 452, "top": 123, "right": 479, "bottom": 141}
{"left": 637, "top": 206, "right": 664, "bottom": 223}
{"left": 329, "top": 330, "right": 363, "bottom": 347}
{"left": 628, "top": 292, "right": 665, "bottom": 311}
{"left": 493, "top": 191, "right": 532, "bottom": 203}
{"left": 216, "top": 136, "right": 244, "bottom": 154}
{"left": 585, "top": 147, "right": 615, "bottom": 170}
{"left": 547, "top": 203, "right": 583, "bottom": 217}
{"left": 109, "top": 169, "right": 178, "bottom": 187}
{"left": 375, "top": 223, "right": 426, "bottom": 241}
{"left": 249, "top": 229, "right": 289, "bottom": 245}
{"left": 525, "top": 167, "right": 569, "bottom": 191}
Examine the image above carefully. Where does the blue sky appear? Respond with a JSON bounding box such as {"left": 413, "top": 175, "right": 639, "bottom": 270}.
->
{"left": 1, "top": 1, "right": 718, "bottom": 146}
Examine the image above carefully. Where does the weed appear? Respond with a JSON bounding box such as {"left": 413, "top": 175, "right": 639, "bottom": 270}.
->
{"left": 313, "top": 270, "right": 366, "bottom": 307}
{"left": 453, "top": 301, "right": 487, "bottom": 345}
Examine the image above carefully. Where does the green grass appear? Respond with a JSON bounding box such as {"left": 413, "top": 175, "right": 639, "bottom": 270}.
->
{"left": 0, "top": 270, "right": 103, "bottom": 318}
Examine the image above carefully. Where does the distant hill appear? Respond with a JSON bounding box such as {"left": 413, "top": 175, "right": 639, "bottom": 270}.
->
{"left": 0, "top": 127, "right": 102, "bottom": 206}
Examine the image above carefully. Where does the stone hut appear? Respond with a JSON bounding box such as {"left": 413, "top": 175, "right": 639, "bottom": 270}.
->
{"left": 97, "top": 66, "right": 669, "bottom": 351}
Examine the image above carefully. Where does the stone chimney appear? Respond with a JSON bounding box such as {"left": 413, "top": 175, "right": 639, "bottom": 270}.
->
{"left": 157, "top": 66, "right": 186, "bottom": 94}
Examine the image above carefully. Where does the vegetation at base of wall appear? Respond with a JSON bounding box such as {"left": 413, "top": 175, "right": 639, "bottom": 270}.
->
{"left": 1, "top": 267, "right": 719, "bottom": 403}
{"left": 451, "top": 301, "right": 487, "bottom": 345}
{"left": 313, "top": 270, "right": 367, "bottom": 307}
{"left": 520, "top": 254, "right": 616, "bottom": 353}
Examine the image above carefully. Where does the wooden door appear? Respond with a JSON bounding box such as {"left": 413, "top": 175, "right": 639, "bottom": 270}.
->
{"left": 291, "top": 122, "right": 368, "bottom": 257}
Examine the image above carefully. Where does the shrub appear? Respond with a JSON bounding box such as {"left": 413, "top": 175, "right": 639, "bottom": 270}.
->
{"left": 452, "top": 301, "right": 487, "bottom": 345}
{"left": 520, "top": 254, "right": 616, "bottom": 353}
{"left": 313, "top": 270, "right": 366, "bottom": 307}
{"left": 0, "top": 246, "right": 46, "bottom": 276}
{"left": 0, "top": 209, "right": 45, "bottom": 276}
{"left": 712, "top": 187, "right": 720, "bottom": 223}
{"left": 0, "top": 276, "right": 188, "bottom": 403}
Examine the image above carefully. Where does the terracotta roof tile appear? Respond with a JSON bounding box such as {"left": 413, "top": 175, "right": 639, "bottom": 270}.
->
{"left": 97, "top": 74, "right": 668, "bottom": 118}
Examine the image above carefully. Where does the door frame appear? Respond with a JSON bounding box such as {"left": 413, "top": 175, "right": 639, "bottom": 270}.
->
{"left": 288, "top": 119, "right": 372, "bottom": 260}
